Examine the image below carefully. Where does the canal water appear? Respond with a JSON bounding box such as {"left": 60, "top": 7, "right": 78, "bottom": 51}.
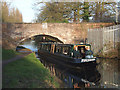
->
{"left": 18, "top": 39, "right": 120, "bottom": 88}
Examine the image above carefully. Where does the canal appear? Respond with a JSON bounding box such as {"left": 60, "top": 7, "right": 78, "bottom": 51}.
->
{"left": 18, "top": 39, "right": 120, "bottom": 88}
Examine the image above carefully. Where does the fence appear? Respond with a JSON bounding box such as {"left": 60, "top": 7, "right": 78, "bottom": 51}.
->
{"left": 87, "top": 25, "right": 120, "bottom": 54}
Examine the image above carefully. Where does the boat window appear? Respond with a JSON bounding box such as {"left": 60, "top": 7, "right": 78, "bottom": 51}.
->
{"left": 59, "top": 47, "right": 62, "bottom": 53}
{"left": 81, "top": 47, "right": 85, "bottom": 53}
{"left": 78, "top": 46, "right": 86, "bottom": 58}
{"left": 78, "top": 46, "right": 85, "bottom": 53}
{"left": 63, "top": 46, "right": 69, "bottom": 55}
{"left": 56, "top": 46, "right": 61, "bottom": 53}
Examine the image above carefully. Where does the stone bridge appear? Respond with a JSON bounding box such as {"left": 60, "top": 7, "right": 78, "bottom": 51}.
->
{"left": 2, "top": 23, "right": 114, "bottom": 49}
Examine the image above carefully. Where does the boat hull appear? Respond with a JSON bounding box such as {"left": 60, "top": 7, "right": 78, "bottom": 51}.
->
{"left": 38, "top": 50, "right": 97, "bottom": 68}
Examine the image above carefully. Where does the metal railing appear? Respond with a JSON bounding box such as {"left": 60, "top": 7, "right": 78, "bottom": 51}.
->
{"left": 88, "top": 25, "right": 120, "bottom": 54}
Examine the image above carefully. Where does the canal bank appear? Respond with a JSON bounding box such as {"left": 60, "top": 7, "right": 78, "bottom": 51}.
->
{"left": 94, "top": 43, "right": 120, "bottom": 59}
{"left": 2, "top": 48, "right": 60, "bottom": 88}
{"left": 96, "top": 49, "right": 120, "bottom": 59}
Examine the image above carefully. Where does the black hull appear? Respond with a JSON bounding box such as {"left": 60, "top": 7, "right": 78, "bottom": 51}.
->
{"left": 38, "top": 50, "right": 97, "bottom": 68}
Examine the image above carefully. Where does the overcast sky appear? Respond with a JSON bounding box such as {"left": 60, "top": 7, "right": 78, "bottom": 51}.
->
{"left": 6, "top": 0, "right": 39, "bottom": 23}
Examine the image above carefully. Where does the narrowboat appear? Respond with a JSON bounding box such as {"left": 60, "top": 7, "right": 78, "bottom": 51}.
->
{"left": 38, "top": 43, "right": 96, "bottom": 65}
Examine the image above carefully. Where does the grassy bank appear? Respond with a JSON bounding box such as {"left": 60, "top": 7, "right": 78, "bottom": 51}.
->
{"left": 2, "top": 48, "right": 20, "bottom": 60}
{"left": 2, "top": 49, "right": 59, "bottom": 88}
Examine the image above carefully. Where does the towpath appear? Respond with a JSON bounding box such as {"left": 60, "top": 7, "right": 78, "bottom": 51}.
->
{"left": 2, "top": 51, "right": 32, "bottom": 67}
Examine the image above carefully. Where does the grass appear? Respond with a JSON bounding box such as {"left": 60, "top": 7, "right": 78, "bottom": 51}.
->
{"left": 3, "top": 50, "right": 59, "bottom": 88}
{"left": 2, "top": 48, "right": 20, "bottom": 60}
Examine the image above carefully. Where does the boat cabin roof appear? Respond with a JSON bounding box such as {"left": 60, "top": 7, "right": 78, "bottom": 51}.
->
{"left": 40, "top": 43, "right": 91, "bottom": 47}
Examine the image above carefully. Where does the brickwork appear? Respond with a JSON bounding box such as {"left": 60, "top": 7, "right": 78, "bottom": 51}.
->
{"left": 2, "top": 23, "right": 114, "bottom": 49}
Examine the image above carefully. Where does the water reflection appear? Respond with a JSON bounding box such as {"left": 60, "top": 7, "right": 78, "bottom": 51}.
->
{"left": 39, "top": 57, "right": 120, "bottom": 88}
{"left": 37, "top": 56, "right": 101, "bottom": 88}
{"left": 19, "top": 40, "right": 38, "bottom": 52}
{"left": 97, "top": 59, "right": 119, "bottom": 88}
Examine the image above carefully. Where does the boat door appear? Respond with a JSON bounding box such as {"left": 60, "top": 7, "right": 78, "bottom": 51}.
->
{"left": 50, "top": 44, "right": 55, "bottom": 54}
{"left": 78, "top": 46, "right": 86, "bottom": 58}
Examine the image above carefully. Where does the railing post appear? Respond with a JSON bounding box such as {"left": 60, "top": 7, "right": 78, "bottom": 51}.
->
{"left": 113, "top": 28, "right": 115, "bottom": 49}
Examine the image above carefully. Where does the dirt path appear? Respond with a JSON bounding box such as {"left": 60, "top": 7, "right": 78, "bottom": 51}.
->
{"left": 2, "top": 52, "right": 32, "bottom": 67}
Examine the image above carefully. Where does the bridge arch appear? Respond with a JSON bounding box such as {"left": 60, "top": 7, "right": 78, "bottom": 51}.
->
{"left": 17, "top": 34, "right": 64, "bottom": 45}
{"left": 17, "top": 34, "right": 64, "bottom": 46}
